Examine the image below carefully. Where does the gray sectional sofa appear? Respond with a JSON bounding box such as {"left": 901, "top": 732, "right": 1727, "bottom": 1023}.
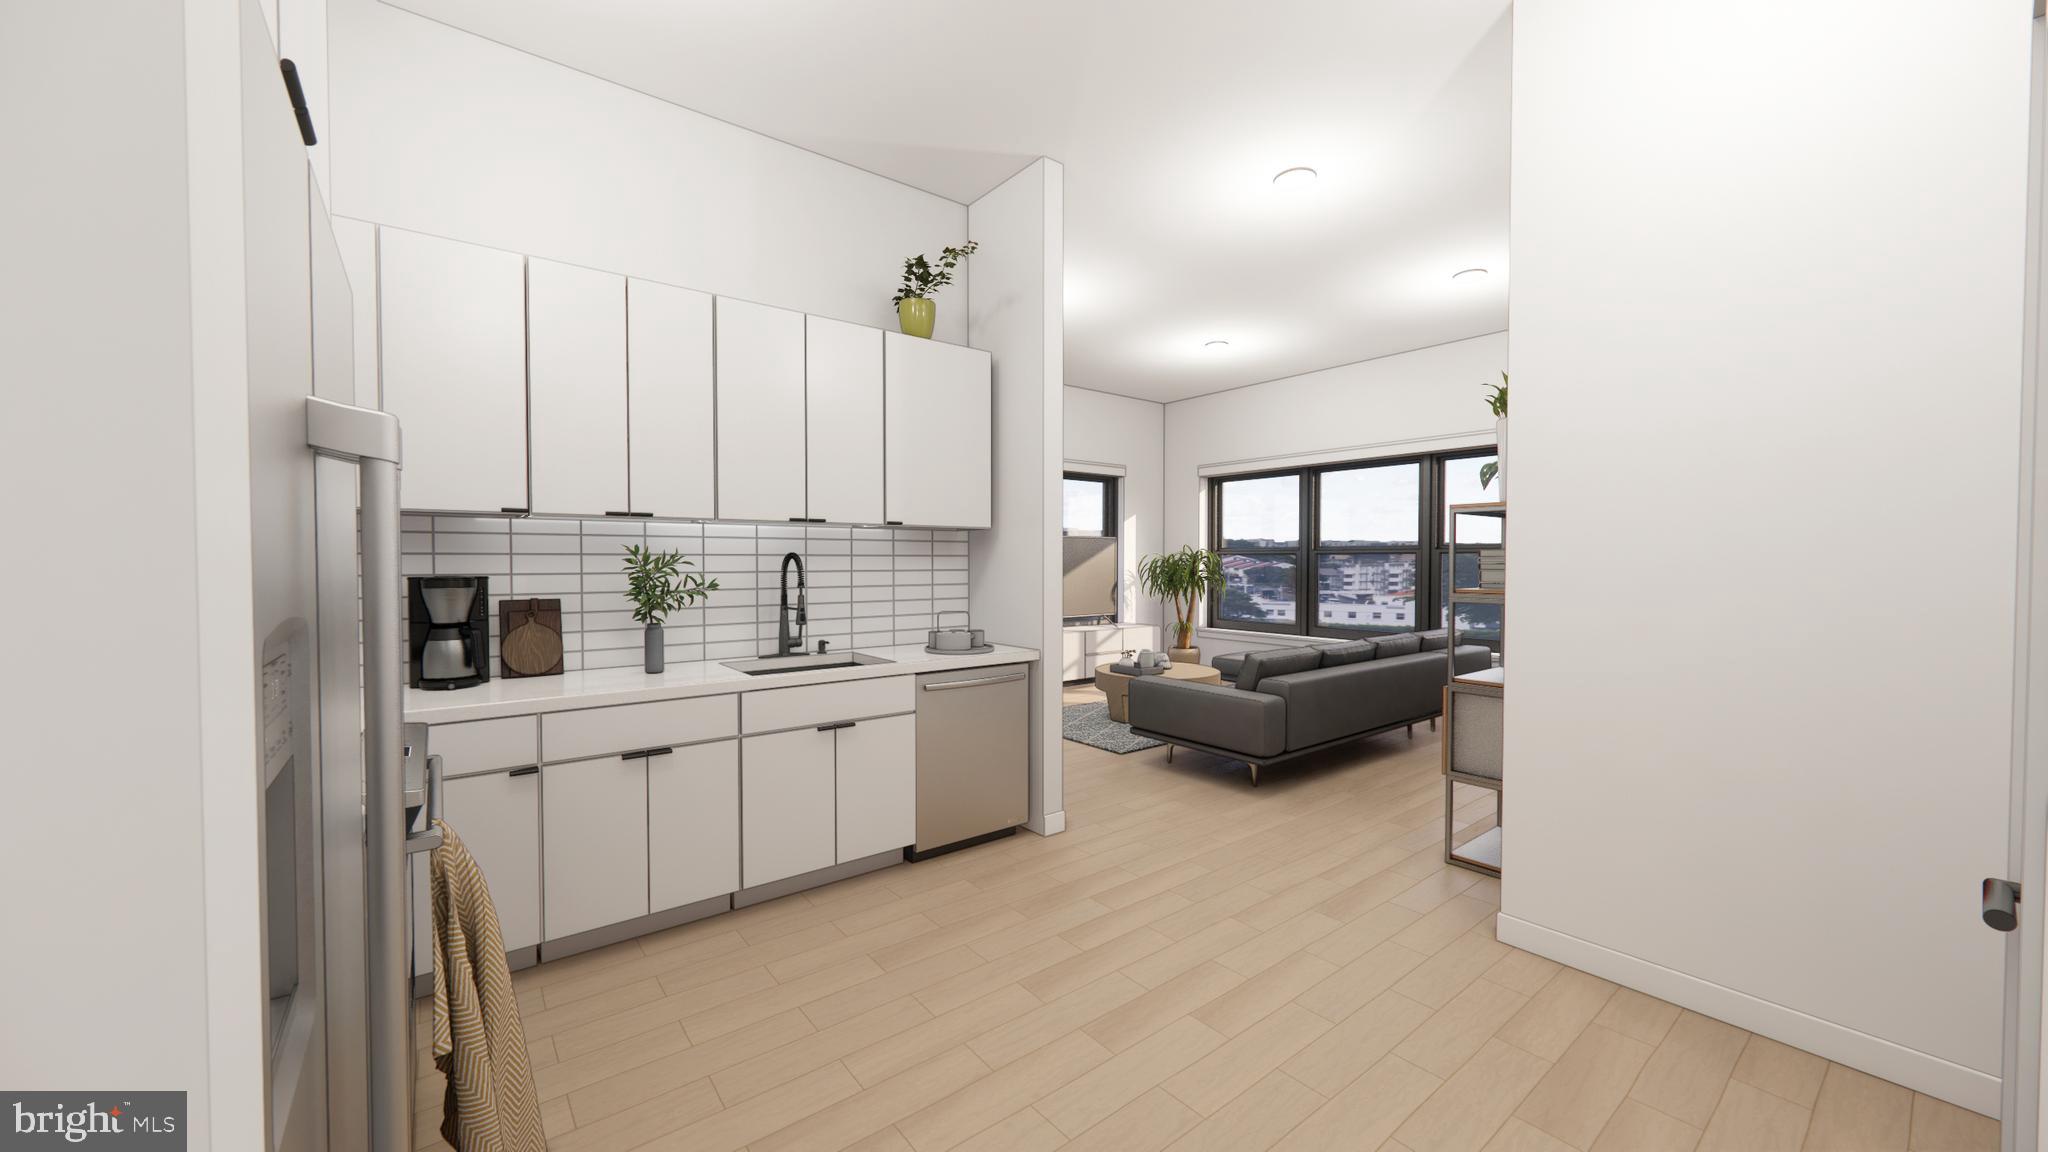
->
{"left": 1125, "top": 629, "right": 1491, "bottom": 785}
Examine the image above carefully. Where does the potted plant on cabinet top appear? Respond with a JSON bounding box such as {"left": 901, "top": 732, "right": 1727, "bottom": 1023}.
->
{"left": 624, "top": 543, "right": 718, "bottom": 674}
{"left": 1138, "top": 545, "right": 1224, "bottom": 664}
{"left": 1480, "top": 372, "right": 1508, "bottom": 497}
{"left": 891, "top": 241, "right": 978, "bottom": 339}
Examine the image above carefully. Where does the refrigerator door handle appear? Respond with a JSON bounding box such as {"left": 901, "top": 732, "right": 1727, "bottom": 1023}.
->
{"left": 306, "top": 396, "right": 411, "bottom": 1152}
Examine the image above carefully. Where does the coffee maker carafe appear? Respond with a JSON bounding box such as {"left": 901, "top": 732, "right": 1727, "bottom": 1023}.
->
{"left": 408, "top": 575, "right": 490, "bottom": 690}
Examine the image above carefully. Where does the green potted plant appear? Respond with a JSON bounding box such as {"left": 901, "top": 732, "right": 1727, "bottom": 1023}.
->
{"left": 623, "top": 544, "right": 719, "bottom": 673}
{"left": 1481, "top": 372, "right": 1508, "bottom": 495}
{"left": 891, "top": 241, "right": 978, "bottom": 339}
{"left": 1138, "top": 545, "right": 1225, "bottom": 663}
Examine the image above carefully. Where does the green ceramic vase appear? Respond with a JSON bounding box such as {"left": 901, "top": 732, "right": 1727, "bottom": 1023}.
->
{"left": 898, "top": 297, "right": 936, "bottom": 339}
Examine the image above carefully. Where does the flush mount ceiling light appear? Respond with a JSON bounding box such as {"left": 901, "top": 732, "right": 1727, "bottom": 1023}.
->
{"left": 1452, "top": 267, "right": 1489, "bottom": 282}
{"left": 1203, "top": 339, "right": 1231, "bottom": 349}
{"left": 1271, "top": 166, "right": 1318, "bottom": 188}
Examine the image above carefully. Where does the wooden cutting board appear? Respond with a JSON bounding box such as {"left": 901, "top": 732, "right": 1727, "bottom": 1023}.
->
{"left": 500, "top": 598, "right": 563, "bottom": 678}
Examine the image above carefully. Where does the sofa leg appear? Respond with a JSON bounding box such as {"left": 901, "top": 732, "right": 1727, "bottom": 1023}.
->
{"left": 1250, "top": 763, "right": 1260, "bottom": 787}
{"left": 1430, "top": 716, "right": 1438, "bottom": 732}
{"left": 1167, "top": 744, "right": 1174, "bottom": 763}
{"left": 1406, "top": 723, "right": 1414, "bottom": 738}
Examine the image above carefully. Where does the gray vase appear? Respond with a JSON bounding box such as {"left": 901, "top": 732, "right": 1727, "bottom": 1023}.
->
{"left": 644, "top": 623, "right": 665, "bottom": 673}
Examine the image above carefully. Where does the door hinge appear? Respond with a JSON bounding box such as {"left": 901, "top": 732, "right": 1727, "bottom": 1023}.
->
{"left": 1984, "top": 877, "right": 2021, "bottom": 932}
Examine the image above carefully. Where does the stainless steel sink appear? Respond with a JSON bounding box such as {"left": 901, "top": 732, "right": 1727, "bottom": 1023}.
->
{"left": 720, "top": 652, "right": 895, "bottom": 677}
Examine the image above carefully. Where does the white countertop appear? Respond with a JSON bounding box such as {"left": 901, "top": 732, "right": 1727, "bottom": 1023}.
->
{"left": 404, "top": 643, "right": 1040, "bottom": 725}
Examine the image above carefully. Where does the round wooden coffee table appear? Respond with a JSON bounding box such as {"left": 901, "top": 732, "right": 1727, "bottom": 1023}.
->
{"left": 1095, "top": 660, "right": 1223, "bottom": 724}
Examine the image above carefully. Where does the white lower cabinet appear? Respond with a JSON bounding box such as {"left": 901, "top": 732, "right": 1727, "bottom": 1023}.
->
{"left": 741, "top": 727, "right": 837, "bottom": 889}
{"left": 649, "top": 740, "right": 740, "bottom": 912}
{"left": 834, "top": 714, "right": 915, "bottom": 864}
{"left": 542, "top": 754, "right": 650, "bottom": 941}
{"left": 410, "top": 768, "right": 540, "bottom": 974}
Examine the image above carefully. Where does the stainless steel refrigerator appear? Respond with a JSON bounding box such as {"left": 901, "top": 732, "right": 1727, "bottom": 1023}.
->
{"left": 238, "top": 0, "right": 416, "bottom": 1145}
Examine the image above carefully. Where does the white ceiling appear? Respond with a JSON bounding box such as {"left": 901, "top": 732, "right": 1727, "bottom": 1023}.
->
{"left": 386, "top": 0, "right": 1512, "bottom": 404}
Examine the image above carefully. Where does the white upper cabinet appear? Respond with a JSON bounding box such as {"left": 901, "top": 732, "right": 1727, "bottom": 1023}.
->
{"left": 528, "top": 258, "right": 627, "bottom": 516}
{"left": 628, "top": 280, "right": 716, "bottom": 519}
{"left": 378, "top": 228, "right": 528, "bottom": 513}
{"left": 805, "top": 316, "right": 884, "bottom": 525}
{"left": 716, "top": 298, "right": 807, "bottom": 522}
{"left": 885, "top": 334, "right": 993, "bottom": 528}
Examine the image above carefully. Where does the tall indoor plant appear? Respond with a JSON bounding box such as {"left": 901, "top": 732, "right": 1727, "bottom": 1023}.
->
{"left": 623, "top": 544, "right": 718, "bottom": 673}
{"left": 1480, "top": 372, "right": 1508, "bottom": 497}
{"left": 1138, "top": 545, "right": 1224, "bottom": 663}
{"left": 890, "top": 242, "right": 978, "bottom": 338}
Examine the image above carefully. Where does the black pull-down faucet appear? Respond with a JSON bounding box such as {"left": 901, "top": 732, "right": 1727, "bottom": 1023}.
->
{"left": 778, "top": 551, "right": 807, "bottom": 657}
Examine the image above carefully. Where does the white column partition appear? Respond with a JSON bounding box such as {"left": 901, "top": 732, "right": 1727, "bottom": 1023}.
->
{"left": 968, "top": 158, "right": 1067, "bottom": 835}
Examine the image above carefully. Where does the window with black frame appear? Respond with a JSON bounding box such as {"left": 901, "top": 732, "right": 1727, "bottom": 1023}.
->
{"left": 1062, "top": 472, "right": 1119, "bottom": 622}
{"left": 1213, "top": 472, "right": 1303, "bottom": 630}
{"left": 1208, "top": 447, "right": 1498, "bottom": 643}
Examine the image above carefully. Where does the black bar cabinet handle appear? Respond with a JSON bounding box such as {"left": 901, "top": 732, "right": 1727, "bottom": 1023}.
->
{"left": 816, "top": 720, "right": 855, "bottom": 732}
{"left": 508, "top": 766, "right": 539, "bottom": 778}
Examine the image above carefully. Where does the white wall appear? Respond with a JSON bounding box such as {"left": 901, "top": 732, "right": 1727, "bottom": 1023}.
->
{"left": 1504, "top": 1, "right": 2030, "bottom": 1114}
{"left": 326, "top": 0, "right": 967, "bottom": 340}
{"left": 1161, "top": 332, "right": 1506, "bottom": 656}
{"left": 969, "top": 159, "right": 1066, "bottom": 836}
{"left": 0, "top": 2, "right": 272, "bottom": 1143}
{"left": 1065, "top": 387, "right": 1164, "bottom": 628}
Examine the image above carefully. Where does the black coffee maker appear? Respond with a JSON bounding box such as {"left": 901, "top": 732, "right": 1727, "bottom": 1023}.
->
{"left": 408, "top": 575, "right": 490, "bottom": 690}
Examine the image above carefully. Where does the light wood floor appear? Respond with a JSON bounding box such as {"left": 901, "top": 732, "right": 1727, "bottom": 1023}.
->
{"left": 414, "top": 685, "right": 1997, "bottom": 1152}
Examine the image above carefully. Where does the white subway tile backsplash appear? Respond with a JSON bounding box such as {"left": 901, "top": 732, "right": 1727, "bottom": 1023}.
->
{"left": 512, "top": 533, "right": 580, "bottom": 554}
{"left": 436, "top": 532, "right": 515, "bottom": 554}
{"left": 437, "top": 554, "right": 510, "bottom": 575}
{"left": 513, "top": 554, "right": 581, "bottom": 575}
{"left": 396, "top": 513, "right": 973, "bottom": 667}
{"left": 511, "top": 517, "right": 580, "bottom": 535}
{"left": 433, "top": 516, "right": 510, "bottom": 534}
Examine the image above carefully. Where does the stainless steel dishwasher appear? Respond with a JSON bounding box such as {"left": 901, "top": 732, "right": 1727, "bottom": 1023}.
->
{"left": 911, "top": 663, "right": 1030, "bottom": 859}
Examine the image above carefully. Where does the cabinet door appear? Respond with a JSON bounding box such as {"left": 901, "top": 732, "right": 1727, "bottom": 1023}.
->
{"left": 378, "top": 228, "right": 527, "bottom": 513}
{"left": 1061, "top": 631, "right": 1089, "bottom": 681}
{"left": 528, "top": 258, "right": 627, "bottom": 516}
{"left": 628, "top": 279, "right": 715, "bottom": 518}
{"left": 805, "top": 316, "right": 884, "bottom": 524}
{"left": 834, "top": 714, "right": 915, "bottom": 863}
{"left": 884, "top": 333, "right": 992, "bottom": 528}
{"left": 648, "top": 740, "right": 739, "bottom": 912}
{"left": 541, "top": 754, "right": 650, "bottom": 941}
{"left": 715, "top": 298, "right": 807, "bottom": 522}
{"left": 410, "top": 768, "right": 541, "bottom": 973}
{"left": 741, "top": 727, "right": 836, "bottom": 888}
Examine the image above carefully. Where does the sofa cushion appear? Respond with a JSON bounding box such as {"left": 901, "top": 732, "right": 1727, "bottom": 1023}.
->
{"left": 1416, "top": 629, "right": 1451, "bottom": 651}
{"left": 1210, "top": 653, "right": 1246, "bottom": 683}
{"left": 1236, "top": 646, "right": 1322, "bottom": 692}
{"left": 1372, "top": 633, "right": 1423, "bottom": 659}
{"left": 1127, "top": 677, "right": 1286, "bottom": 758}
{"left": 1318, "top": 640, "right": 1377, "bottom": 667}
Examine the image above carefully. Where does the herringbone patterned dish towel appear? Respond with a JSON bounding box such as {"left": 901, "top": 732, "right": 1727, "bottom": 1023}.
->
{"left": 430, "top": 819, "right": 545, "bottom": 1151}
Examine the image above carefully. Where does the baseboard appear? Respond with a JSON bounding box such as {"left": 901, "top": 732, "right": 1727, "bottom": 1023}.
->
{"left": 1027, "top": 809, "right": 1066, "bottom": 836}
{"left": 733, "top": 849, "right": 902, "bottom": 909}
{"left": 1495, "top": 914, "right": 2000, "bottom": 1117}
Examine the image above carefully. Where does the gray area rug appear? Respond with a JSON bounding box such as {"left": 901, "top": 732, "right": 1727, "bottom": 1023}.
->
{"left": 1063, "top": 701, "right": 1163, "bottom": 754}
